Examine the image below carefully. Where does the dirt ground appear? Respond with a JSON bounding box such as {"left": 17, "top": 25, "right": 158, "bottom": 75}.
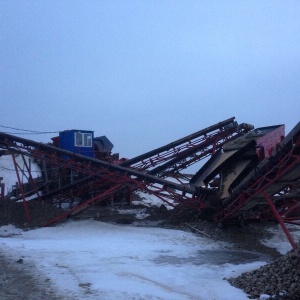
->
{"left": 0, "top": 251, "right": 69, "bottom": 300}
{"left": 0, "top": 199, "right": 289, "bottom": 299}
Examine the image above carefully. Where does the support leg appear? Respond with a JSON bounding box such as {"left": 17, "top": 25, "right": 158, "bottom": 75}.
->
{"left": 263, "top": 192, "right": 297, "bottom": 250}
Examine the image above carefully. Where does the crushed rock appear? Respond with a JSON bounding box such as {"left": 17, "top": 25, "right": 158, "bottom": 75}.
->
{"left": 227, "top": 246, "right": 300, "bottom": 300}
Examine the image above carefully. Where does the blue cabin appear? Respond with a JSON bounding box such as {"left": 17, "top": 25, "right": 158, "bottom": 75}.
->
{"left": 59, "top": 129, "right": 94, "bottom": 158}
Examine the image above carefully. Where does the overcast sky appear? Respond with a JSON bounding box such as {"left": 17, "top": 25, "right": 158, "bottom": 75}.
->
{"left": 1, "top": 1, "right": 299, "bottom": 159}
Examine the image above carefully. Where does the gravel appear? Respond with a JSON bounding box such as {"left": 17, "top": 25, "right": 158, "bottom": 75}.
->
{"left": 228, "top": 247, "right": 300, "bottom": 299}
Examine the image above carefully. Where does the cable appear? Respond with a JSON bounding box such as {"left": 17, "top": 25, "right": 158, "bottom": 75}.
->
{"left": 0, "top": 165, "right": 41, "bottom": 172}
{"left": 0, "top": 166, "right": 17, "bottom": 171}
{"left": 0, "top": 124, "right": 58, "bottom": 134}
{"left": 1, "top": 132, "right": 58, "bottom": 135}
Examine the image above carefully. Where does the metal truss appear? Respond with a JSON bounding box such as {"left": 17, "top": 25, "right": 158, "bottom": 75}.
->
{"left": 0, "top": 127, "right": 215, "bottom": 225}
{"left": 120, "top": 117, "right": 251, "bottom": 175}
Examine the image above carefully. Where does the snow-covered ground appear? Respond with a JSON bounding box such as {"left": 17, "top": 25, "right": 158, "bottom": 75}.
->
{"left": 1, "top": 219, "right": 299, "bottom": 300}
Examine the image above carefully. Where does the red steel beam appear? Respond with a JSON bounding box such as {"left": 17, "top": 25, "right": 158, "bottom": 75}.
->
{"left": 263, "top": 191, "right": 297, "bottom": 250}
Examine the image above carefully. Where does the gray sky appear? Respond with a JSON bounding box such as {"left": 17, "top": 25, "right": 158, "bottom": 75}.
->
{"left": 1, "top": 1, "right": 299, "bottom": 159}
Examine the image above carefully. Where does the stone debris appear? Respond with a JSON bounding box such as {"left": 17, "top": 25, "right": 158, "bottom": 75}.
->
{"left": 168, "top": 201, "right": 207, "bottom": 224}
{"left": 228, "top": 246, "right": 300, "bottom": 299}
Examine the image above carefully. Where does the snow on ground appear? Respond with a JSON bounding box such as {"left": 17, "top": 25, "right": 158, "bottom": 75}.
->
{"left": 262, "top": 223, "right": 300, "bottom": 255}
{"left": 1, "top": 219, "right": 292, "bottom": 300}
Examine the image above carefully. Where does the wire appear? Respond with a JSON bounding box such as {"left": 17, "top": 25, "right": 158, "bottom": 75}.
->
{"left": 0, "top": 124, "right": 58, "bottom": 134}
{"left": 1, "top": 132, "right": 57, "bottom": 135}
{"left": 0, "top": 166, "right": 16, "bottom": 171}
{"left": 0, "top": 165, "right": 41, "bottom": 172}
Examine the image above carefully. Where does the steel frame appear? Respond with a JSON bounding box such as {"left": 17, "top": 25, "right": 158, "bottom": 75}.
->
{"left": 121, "top": 117, "right": 249, "bottom": 174}
{"left": 215, "top": 135, "right": 300, "bottom": 222}
{"left": 0, "top": 118, "right": 244, "bottom": 199}
{"left": 0, "top": 129, "right": 214, "bottom": 225}
{"left": 147, "top": 126, "right": 245, "bottom": 176}
{"left": 1, "top": 118, "right": 300, "bottom": 251}
{"left": 244, "top": 183, "right": 300, "bottom": 224}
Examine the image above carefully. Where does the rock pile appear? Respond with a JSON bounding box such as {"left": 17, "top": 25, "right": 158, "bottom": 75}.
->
{"left": 228, "top": 247, "right": 300, "bottom": 299}
{"left": 168, "top": 201, "right": 203, "bottom": 224}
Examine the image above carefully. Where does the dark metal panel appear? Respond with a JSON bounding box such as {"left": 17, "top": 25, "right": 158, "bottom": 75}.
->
{"left": 94, "top": 136, "right": 114, "bottom": 153}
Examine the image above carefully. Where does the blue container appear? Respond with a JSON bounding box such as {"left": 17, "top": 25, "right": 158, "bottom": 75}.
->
{"left": 59, "top": 130, "right": 94, "bottom": 158}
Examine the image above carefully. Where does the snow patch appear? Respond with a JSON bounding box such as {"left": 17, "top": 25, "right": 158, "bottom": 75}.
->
{"left": 0, "top": 220, "right": 290, "bottom": 300}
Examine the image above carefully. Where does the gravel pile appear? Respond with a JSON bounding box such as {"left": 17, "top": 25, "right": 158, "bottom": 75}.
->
{"left": 228, "top": 247, "right": 300, "bottom": 299}
{"left": 167, "top": 201, "right": 205, "bottom": 224}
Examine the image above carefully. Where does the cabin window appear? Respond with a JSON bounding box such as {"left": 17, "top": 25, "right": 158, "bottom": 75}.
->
{"left": 75, "top": 132, "right": 92, "bottom": 147}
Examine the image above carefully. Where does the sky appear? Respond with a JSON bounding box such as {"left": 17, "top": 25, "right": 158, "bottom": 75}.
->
{"left": 1, "top": 1, "right": 300, "bottom": 159}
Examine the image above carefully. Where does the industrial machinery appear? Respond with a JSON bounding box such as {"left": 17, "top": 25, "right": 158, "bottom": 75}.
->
{"left": 0, "top": 117, "right": 299, "bottom": 249}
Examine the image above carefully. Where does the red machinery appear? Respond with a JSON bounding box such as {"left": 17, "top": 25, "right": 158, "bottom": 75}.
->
{"left": 0, "top": 117, "right": 299, "bottom": 249}
{"left": 215, "top": 122, "right": 300, "bottom": 248}
{"left": 191, "top": 122, "right": 300, "bottom": 249}
{"left": 0, "top": 117, "right": 248, "bottom": 223}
